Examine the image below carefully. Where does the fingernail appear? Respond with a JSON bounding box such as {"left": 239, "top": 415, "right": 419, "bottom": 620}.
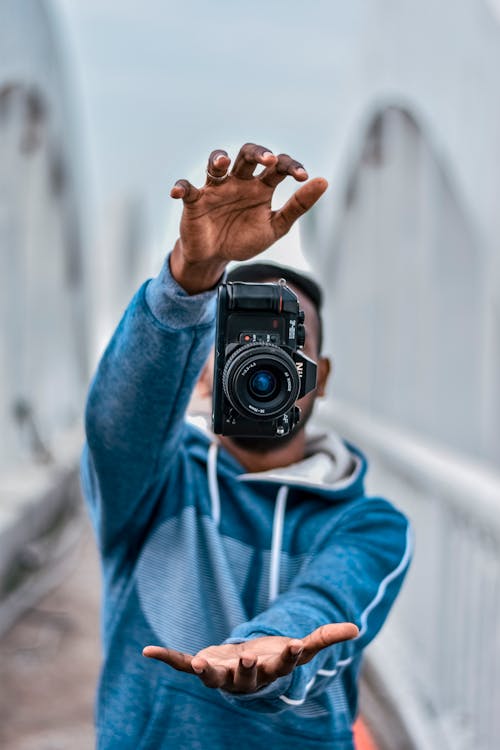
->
{"left": 192, "top": 665, "right": 204, "bottom": 674}
{"left": 263, "top": 151, "right": 275, "bottom": 159}
{"left": 296, "top": 167, "right": 307, "bottom": 174}
{"left": 242, "top": 657, "right": 256, "bottom": 669}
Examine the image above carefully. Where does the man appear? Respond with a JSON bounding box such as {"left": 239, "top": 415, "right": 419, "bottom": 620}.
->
{"left": 82, "top": 143, "right": 412, "bottom": 749}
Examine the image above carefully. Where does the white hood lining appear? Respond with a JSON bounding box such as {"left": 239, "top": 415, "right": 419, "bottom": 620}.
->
{"left": 237, "top": 429, "right": 361, "bottom": 491}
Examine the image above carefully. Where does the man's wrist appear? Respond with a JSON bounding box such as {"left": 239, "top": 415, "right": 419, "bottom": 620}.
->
{"left": 170, "top": 238, "right": 227, "bottom": 295}
{"left": 145, "top": 255, "right": 220, "bottom": 329}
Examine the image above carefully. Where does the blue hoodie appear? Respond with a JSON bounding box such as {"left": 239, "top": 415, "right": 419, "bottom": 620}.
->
{"left": 81, "top": 259, "right": 412, "bottom": 750}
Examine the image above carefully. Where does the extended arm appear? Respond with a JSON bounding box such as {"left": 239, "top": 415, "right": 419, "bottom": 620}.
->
{"left": 144, "top": 498, "right": 412, "bottom": 711}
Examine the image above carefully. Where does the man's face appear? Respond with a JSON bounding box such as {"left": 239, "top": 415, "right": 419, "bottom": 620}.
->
{"left": 196, "top": 282, "right": 331, "bottom": 453}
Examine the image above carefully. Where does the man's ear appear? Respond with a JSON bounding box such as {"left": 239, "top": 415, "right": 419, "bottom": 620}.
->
{"left": 195, "top": 355, "right": 214, "bottom": 399}
{"left": 316, "top": 357, "right": 331, "bottom": 397}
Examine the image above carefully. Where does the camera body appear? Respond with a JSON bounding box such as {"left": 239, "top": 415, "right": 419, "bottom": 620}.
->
{"left": 212, "top": 279, "right": 317, "bottom": 438}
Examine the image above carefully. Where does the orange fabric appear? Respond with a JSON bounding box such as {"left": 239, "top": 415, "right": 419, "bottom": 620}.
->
{"left": 353, "top": 717, "right": 378, "bottom": 750}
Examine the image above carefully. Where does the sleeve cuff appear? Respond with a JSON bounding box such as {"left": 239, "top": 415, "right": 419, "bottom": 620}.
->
{"left": 145, "top": 253, "right": 222, "bottom": 329}
{"left": 219, "top": 673, "right": 292, "bottom": 703}
{"left": 218, "top": 673, "right": 293, "bottom": 715}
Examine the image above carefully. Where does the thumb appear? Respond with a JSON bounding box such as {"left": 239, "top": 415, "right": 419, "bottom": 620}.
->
{"left": 272, "top": 177, "right": 328, "bottom": 238}
{"left": 298, "top": 622, "right": 359, "bottom": 664}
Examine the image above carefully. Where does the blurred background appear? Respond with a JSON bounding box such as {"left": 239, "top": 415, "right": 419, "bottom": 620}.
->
{"left": 1, "top": 0, "right": 500, "bottom": 748}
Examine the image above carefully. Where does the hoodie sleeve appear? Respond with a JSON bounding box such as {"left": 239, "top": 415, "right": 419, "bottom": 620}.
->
{"left": 220, "top": 497, "right": 413, "bottom": 713}
{"left": 81, "top": 256, "right": 218, "bottom": 552}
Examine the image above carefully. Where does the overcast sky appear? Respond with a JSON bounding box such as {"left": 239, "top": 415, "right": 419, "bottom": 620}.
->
{"left": 55, "top": 0, "right": 368, "bottom": 267}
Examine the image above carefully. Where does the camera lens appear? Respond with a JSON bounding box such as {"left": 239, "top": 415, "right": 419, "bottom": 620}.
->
{"left": 222, "top": 343, "right": 300, "bottom": 420}
{"left": 249, "top": 370, "right": 277, "bottom": 399}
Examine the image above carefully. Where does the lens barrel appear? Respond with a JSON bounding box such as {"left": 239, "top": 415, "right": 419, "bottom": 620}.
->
{"left": 222, "top": 343, "right": 300, "bottom": 420}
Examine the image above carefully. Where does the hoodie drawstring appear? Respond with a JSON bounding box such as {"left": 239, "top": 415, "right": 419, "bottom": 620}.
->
{"left": 206, "top": 443, "right": 288, "bottom": 605}
{"left": 207, "top": 442, "right": 221, "bottom": 526}
{"left": 269, "top": 486, "right": 288, "bottom": 604}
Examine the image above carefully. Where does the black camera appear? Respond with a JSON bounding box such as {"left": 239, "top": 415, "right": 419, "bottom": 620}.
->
{"left": 212, "top": 279, "right": 317, "bottom": 438}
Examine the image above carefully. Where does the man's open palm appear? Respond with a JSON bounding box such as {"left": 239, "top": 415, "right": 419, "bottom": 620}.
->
{"left": 143, "top": 622, "right": 358, "bottom": 694}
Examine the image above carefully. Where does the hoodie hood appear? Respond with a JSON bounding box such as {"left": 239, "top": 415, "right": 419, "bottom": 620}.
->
{"left": 185, "top": 414, "right": 367, "bottom": 500}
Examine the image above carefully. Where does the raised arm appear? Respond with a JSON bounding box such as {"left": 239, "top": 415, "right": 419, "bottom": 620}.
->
{"left": 82, "top": 144, "right": 328, "bottom": 553}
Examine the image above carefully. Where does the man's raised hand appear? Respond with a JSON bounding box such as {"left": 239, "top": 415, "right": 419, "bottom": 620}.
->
{"left": 169, "top": 143, "right": 328, "bottom": 294}
{"left": 143, "top": 622, "right": 358, "bottom": 694}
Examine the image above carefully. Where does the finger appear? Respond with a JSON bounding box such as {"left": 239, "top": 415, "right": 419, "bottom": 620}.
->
{"left": 260, "top": 153, "right": 308, "bottom": 189}
{"left": 232, "top": 655, "right": 258, "bottom": 692}
{"left": 262, "top": 640, "right": 303, "bottom": 679}
{"left": 231, "top": 142, "right": 277, "bottom": 180}
{"left": 299, "top": 623, "right": 359, "bottom": 665}
{"left": 142, "top": 645, "right": 196, "bottom": 674}
{"left": 205, "top": 149, "right": 231, "bottom": 187}
{"left": 271, "top": 177, "right": 328, "bottom": 238}
{"left": 192, "top": 657, "right": 230, "bottom": 689}
{"left": 170, "top": 179, "right": 201, "bottom": 204}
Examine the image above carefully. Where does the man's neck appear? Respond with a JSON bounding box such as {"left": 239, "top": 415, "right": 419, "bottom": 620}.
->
{"left": 218, "top": 430, "right": 307, "bottom": 473}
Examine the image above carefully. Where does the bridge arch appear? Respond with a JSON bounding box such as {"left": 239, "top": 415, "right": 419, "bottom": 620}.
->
{"left": 0, "top": 0, "right": 88, "bottom": 471}
{"left": 316, "top": 104, "right": 492, "bottom": 463}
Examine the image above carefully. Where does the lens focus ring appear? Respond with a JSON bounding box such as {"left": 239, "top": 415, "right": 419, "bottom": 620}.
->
{"left": 222, "top": 343, "right": 300, "bottom": 420}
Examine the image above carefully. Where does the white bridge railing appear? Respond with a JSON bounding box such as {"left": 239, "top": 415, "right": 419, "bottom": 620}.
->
{"left": 319, "top": 400, "right": 500, "bottom": 750}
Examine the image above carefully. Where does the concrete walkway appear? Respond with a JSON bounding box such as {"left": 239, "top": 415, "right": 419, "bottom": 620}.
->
{"left": 0, "top": 518, "right": 100, "bottom": 750}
